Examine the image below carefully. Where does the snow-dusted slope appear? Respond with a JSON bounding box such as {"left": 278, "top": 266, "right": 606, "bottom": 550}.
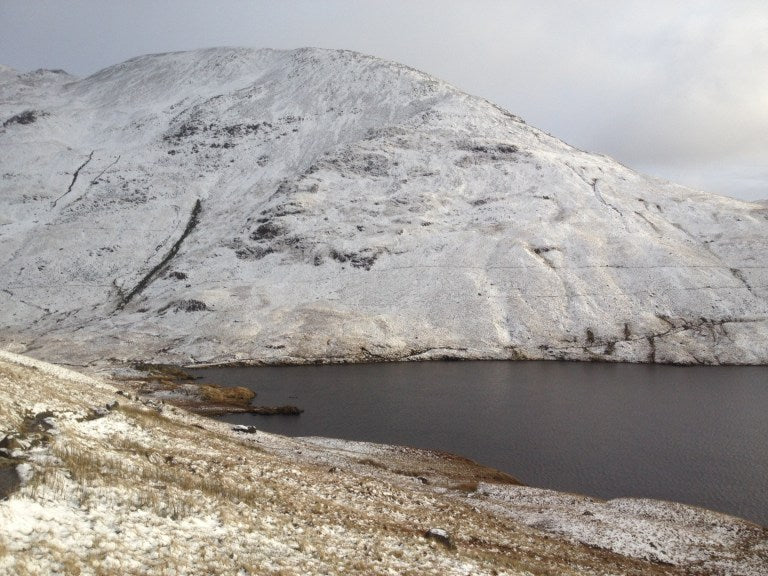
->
{"left": 2, "top": 351, "right": 766, "bottom": 574}
{"left": 1, "top": 48, "right": 767, "bottom": 365}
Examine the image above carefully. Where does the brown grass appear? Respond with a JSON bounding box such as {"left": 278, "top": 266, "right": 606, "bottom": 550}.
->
{"left": 133, "top": 363, "right": 196, "bottom": 381}
{"left": 115, "top": 403, "right": 175, "bottom": 428}
{"left": 451, "top": 481, "right": 480, "bottom": 493}
{"left": 43, "top": 418, "right": 275, "bottom": 521}
{"left": 356, "top": 457, "right": 388, "bottom": 470}
{"left": 199, "top": 384, "right": 255, "bottom": 406}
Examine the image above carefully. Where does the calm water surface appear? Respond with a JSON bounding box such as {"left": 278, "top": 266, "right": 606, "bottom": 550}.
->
{"left": 190, "top": 361, "right": 768, "bottom": 526}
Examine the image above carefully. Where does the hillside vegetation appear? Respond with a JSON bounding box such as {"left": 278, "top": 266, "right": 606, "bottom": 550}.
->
{"left": 1, "top": 351, "right": 766, "bottom": 575}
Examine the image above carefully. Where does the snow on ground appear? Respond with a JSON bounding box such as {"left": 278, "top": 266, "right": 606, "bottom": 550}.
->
{"left": 1, "top": 47, "right": 767, "bottom": 366}
{"left": 1, "top": 351, "right": 766, "bottom": 575}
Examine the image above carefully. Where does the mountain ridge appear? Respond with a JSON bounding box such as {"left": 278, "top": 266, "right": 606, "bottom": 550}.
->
{"left": 1, "top": 47, "right": 766, "bottom": 366}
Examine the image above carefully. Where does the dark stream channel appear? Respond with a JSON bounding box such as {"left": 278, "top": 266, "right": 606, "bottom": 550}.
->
{"left": 189, "top": 361, "right": 768, "bottom": 526}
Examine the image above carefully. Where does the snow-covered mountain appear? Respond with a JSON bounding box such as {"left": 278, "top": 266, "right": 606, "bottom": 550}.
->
{"left": 1, "top": 47, "right": 767, "bottom": 365}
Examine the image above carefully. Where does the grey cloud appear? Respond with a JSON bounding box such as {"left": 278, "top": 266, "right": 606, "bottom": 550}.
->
{"left": 0, "top": 0, "right": 765, "bottom": 199}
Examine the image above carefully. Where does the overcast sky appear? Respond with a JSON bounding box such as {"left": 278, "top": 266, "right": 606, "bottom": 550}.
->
{"left": 1, "top": 0, "right": 766, "bottom": 200}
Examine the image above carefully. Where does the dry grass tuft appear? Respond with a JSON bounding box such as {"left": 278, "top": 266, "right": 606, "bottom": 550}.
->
{"left": 47, "top": 435, "right": 267, "bottom": 519}
{"left": 356, "top": 457, "right": 388, "bottom": 470}
{"left": 115, "top": 403, "right": 170, "bottom": 426}
{"left": 133, "top": 363, "right": 196, "bottom": 381}
{"left": 451, "top": 481, "right": 480, "bottom": 493}
{"left": 199, "top": 384, "right": 255, "bottom": 406}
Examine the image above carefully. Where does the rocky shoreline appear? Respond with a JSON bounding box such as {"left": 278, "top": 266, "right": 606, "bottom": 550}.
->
{"left": 114, "top": 363, "right": 303, "bottom": 416}
{"left": 1, "top": 350, "right": 767, "bottom": 575}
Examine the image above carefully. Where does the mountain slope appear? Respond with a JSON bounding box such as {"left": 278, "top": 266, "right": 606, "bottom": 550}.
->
{"left": 1, "top": 47, "right": 767, "bottom": 365}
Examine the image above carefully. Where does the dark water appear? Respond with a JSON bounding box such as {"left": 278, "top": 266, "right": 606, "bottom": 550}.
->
{"left": 190, "top": 361, "right": 768, "bottom": 527}
{"left": 0, "top": 464, "right": 20, "bottom": 500}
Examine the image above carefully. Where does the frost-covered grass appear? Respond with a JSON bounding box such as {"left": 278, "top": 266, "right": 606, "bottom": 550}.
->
{"left": 1, "top": 350, "right": 766, "bottom": 575}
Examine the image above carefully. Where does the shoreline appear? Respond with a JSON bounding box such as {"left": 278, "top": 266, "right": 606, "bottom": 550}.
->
{"left": 1, "top": 349, "right": 766, "bottom": 574}
{"left": 10, "top": 346, "right": 768, "bottom": 376}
